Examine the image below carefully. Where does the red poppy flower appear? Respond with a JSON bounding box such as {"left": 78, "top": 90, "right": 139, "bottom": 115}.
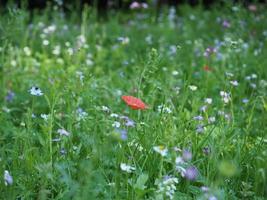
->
{"left": 203, "top": 65, "right": 212, "bottom": 72}
{"left": 121, "top": 95, "right": 147, "bottom": 110}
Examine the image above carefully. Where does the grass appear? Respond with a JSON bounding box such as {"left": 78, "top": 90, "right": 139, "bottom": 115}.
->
{"left": 0, "top": 3, "right": 266, "bottom": 200}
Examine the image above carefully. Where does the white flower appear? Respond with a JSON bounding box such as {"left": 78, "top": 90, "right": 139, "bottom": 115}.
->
{"left": 230, "top": 80, "right": 239, "bottom": 86}
{"left": 251, "top": 74, "right": 257, "bottom": 79}
{"left": 40, "top": 114, "right": 49, "bottom": 121}
{"left": 250, "top": 83, "right": 257, "bottom": 88}
{"left": 204, "top": 98, "right": 213, "bottom": 104}
{"left": 42, "top": 40, "right": 49, "bottom": 46}
{"left": 67, "top": 48, "right": 74, "bottom": 55}
{"left": 153, "top": 146, "right": 168, "bottom": 157}
{"left": 57, "top": 129, "right": 70, "bottom": 137}
{"left": 120, "top": 163, "right": 136, "bottom": 173}
{"left": 157, "top": 104, "right": 172, "bottom": 114}
{"left": 117, "top": 37, "right": 130, "bottom": 45}
{"left": 141, "top": 3, "right": 148, "bottom": 9}
{"left": 220, "top": 91, "right": 231, "bottom": 104}
{"left": 52, "top": 45, "right": 61, "bottom": 55}
{"left": 175, "top": 156, "right": 184, "bottom": 165}
{"left": 189, "top": 85, "right": 197, "bottom": 91}
{"left": 11, "top": 60, "right": 17, "bottom": 67}
{"left": 208, "top": 116, "right": 216, "bottom": 123}
{"left": 172, "top": 70, "right": 179, "bottom": 76}
{"left": 199, "top": 105, "right": 207, "bottom": 112}
{"left": 112, "top": 121, "right": 121, "bottom": 128}
{"left": 23, "top": 46, "right": 31, "bottom": 56}
{"left": 156, "top": 176, "right": 179, "bottom": 199}
{"left": 29, "top": 87, "right": 43, "bottom": 96}
{"left": 76, "top": 108, "right": 88, "bottom": 121}
{"left": 102, "top": 106, "right": 110, "bottom": 112}
{"left": 110, "top": 113, "right": 119, "bottom": 118}
{"left": 86, "top": 58, "right": 94, "bottom": 66}
{"left": 225, "top": 72, "right": 234, "bottom": 77}
{"left": 4, "top": 170, "right": 13, "bottom": 186}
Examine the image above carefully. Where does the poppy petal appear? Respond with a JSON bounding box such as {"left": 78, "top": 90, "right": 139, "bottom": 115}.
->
{"left": 122, "top": 95, "right": 147, "bottom": 110}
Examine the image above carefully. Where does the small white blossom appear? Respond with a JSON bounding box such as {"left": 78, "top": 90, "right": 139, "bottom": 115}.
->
{"left": 76, "top": 108, "right": 88, "bottom": 121}
{"left": 251, "top": 74, "right": 257, "bottom": 79}
{"left": 204, "top": 98, "right": 213, "bottom": 104}
{"left": 220, "top": 91, "right": 231, "bottom": 104}
{"left": 110, "top": 113, "right": 119, "bottom": 118}
{"left": 225, "top": 72, "right": 234, "bottom": 77}
{"left": 117, "top": 37, "right": 130, "bottom": 45}
{"left": 52, "top": 45, "right": 61, "bottom": 55}
{"left": 102, "top": 106, "right": 110, "bottom": 112}
{"left": 42, "top": 40, "right": 49, "bottom": 46}
{"left": 57, "top": 129, "right": 70, "bottom": 137}
{"left": 23, "top": 46, "right": 31, "bottom": 56}
{"left": 29, "top": 87, "right": 43, "bottom": 96}
{"left": 112, "top": 121, "right": 121, "bottom": 128}
{"left": 189, "top": 85, "right": 198, "bottom": 91}
{"left": 157, "top": 104, "right": 172, "bottom": 114}
{"left": 40, "top": 114, "right": 49, "bottom": 121}
{"left": 153, "top": 146, "right": 168, "bottom": 157}
{"left": 208, "top": 116, "right": 216, "bottom": 123}
{"left": 172, "top": 71, "right": 179, "bottom": 76}
{"left": 120, "top": 163, "right": 136, "bottom": 173}
{"left": 11, "top": 60, "right": 17, "bottom": 67}
{"left": 250, "top": 83, "right": 257, "bottom": 89}
{"left": 230, "top": 80, "right": 239, "bottom": 86}
{"left": 156, "top": 176, "right": 179, "bottom": 199}
{"left": 199, "top": 105, "right": 208, "bottom": 112}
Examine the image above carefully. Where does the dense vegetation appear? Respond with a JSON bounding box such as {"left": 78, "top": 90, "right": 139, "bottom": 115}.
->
{"left": 0, "top": 3, "right": 266, "bottom": 199}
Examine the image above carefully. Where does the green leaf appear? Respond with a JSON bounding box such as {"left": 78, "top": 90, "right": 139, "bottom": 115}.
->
{"left": 134, "top": 173, "right": 149, "bottom": 190}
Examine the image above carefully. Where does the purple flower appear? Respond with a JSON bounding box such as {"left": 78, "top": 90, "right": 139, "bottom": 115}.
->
{"left": 201, "top": 186, "right": 210, "bottom": 192}
{"left": 204, "top": 47, "right": 217, "bottom": 57}
{"left": 196, "top": 124, "right": 204, "bottom": 134}
{"left": 185, "top": 166, "right": 198, "bottom": 181}
{"left": 193, "top": 115, "right": 203, "bottom": 121}
{"left": 203, "top": 147, "right": 211, "bottom": 155}
{"left": 125, "top": 119, "right": 135, "bottom": 127}
{"left": 4, "top": 170, "right": 13, "bottom": 186}
{"left": 182, "top": 149, "right": 192, "bottom": 161}
{"left": 242, "top": 98, "right": 249, "bottom": 104}
{"left": 118, "top": 129, "right": 128, "bottom": 141}
{"left": 60, "top": 148, "right": 66, "bottom": 155}
{"left": 222, "top": 20, "right": 231, "bottom": 28}
{"left": 5, "top": 90, "right": 15, "bottom": 102}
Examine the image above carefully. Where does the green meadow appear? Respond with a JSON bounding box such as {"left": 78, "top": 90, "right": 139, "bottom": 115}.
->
{"left": 0, "top": 3, "right": 266, "bottom": 200}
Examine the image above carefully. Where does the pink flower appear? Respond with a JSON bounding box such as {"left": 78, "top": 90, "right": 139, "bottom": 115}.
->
{"left": 130, "top": 2, "right": 140, "bottom": 9}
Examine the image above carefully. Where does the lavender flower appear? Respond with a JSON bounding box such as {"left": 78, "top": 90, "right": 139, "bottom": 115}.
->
{"left": 125, "top": 119, "right": 135, "bottom": 127}
{"left": 182, "top": 149, "right": 192, "bottom": 161}
{"left": 5, "top": 90, "right": 15, "bottom": 102}
{"left": 184, "top": 166, "right": 198, "bottom": 181}
{"left": 203, "top": 147, "right": 211, "bottom": 155}
{"left": 196, "top": 124, "right": 205, "bottom": 134}
{"left": 117, "top": 129, "right": 128, "bottom": 141}
{"left": 222, "top": 20, "right": 231, "bottom": 28}
{"left": 193, "top": 115, "right": 204, "bottom": 121}
{"left": 4, "top": 170, "right": 13, "bottom": 186}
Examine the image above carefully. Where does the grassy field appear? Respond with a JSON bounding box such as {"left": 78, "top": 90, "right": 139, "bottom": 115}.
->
{"left": 0, "top": 3, "right": 267, "bottom": 200}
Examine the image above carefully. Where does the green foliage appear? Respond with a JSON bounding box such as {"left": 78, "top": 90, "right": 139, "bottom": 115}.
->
{"left": 0, "top": 3, "right": 267, "bottom": 200}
